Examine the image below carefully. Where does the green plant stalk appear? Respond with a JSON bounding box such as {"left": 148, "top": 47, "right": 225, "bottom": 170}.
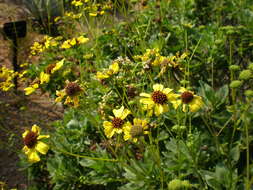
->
{"left": 148, "top": 129, "right": 164, "bottom": 189}
{"left": 52, "top": 146, "right": 120, "bottom": 162}
{"left": 229, "top": 38, "right": 236, "bottom": 104}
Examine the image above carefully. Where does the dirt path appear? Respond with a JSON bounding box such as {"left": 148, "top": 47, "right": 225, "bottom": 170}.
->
{"left": 0, "top": 2, "right": 63, "bottom": 189}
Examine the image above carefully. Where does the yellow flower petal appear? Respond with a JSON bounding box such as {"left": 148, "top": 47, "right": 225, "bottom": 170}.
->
{"left": 189, "top": 96, "right": 203, "bottom": 112}
{"left": 37, "top": 135, "right": 50, "bottom": 140}
{"left": 51, "top": 59, "right": 64, "bottom": 73}
{"left": 22, "top": 130, "right": 29, "bottom": 138}
{"left": 113, "top": 106, "right": 124, "bottom": 118}
{"left": 35, "top": 141, "right": 49, "bottom": 155}
{"left": 120, "top": 108, "right": 131, "bottom": 120}
{"left": 76, "top": 36, "right": 89, "bottom": 44}
{"left": 171, "top": 100, "right": 182, "bottom": 109}
{"left": 109, "top": 62, "right": 119, "bottom": 74}
{"left": 140, "top": 98, "right": 154, "bottom": 106}
{"left": 154, "top": 104, "right": 166, "bottom": 116}
{"left": 31, "top": 124, "right": 41, "bottom": 134}
{"left": 140, "top": 93, "right": 151, "bottom": 97}
{"left": 40, "top": 72, "right": 50, "bottom": 84}
{"left": 96, "top": 71, "right": 109, "bottom": 80}
{"left": 103, "top": 121, "right": 114, "bottom": 138}
{"left": 27, "top": 149, "right": 40, "bottom": 163}
{"left": 22, "top": 146, "right": 29, "bottom": 154}
{"left": 162, "top": 88, "right": 173, "bottom": 95}
{"left": 153, "top": 84, "right": 164, "bottom": 91}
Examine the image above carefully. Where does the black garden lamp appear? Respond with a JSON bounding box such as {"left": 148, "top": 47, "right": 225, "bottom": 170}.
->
{"left": 3, "top": 20, "right": 27, "bottom": 89}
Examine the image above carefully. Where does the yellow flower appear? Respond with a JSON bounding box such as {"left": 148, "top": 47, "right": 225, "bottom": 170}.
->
{"left": 61, "top": 40, "right": 71, "bottom": 49}
{"left": 107, "top": 62, "right": 119, "bottom": 75}
{"left": 103, "top": 106, "right": 131, "bottom": 138}
{"left": 40, "top": 72, "right": 50, "bottom": 84}
{"left": 123, "top": 118, "right": 149, "bottom": 143}
{"left": 140, "top": 84, "right": 176, "bottom": 116}
{"left": 55, "top": 81, "right": 83, "bottom": 107}
{"left": 76, "top": 36, "right": 89, "bottom": 44}
{"left": 171, "top": 87, "right": 203, "bottom": 112}
{"left": 96, "top": 62, "right": 119, "bottom": 80}
{"left": 22, "top": 125, "right": 50, "bottom": 163}
{"left": 24, "top": 83, "right": 39, "bottom": 95}
{"left": 70, "top": 38, "right": 77, "bottom": 46}
{"left": 51, "top": 59, "right": 64, "bottom": 73}
{"left": 96, "top": 71, "right": 109, "bottom": 80}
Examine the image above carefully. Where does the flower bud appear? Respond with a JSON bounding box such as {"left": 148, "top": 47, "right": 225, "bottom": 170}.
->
{"left": 244, "top": 90, "right": 253, "bottom": 97}
{"left": 229, "top": 65, "right": 240, "bottom": 71}
{"left": 247, "top": 63, "right": 253, "bottom": 71}
{"left": 239, "top": 70, "right": 252, "bottom": 80}
{"left": 229, "top": 80, "right": 243, "bottom": 88}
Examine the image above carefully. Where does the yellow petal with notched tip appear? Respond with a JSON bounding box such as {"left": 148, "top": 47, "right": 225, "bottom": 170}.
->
{"left": 163, "top": 88, "right": 173, "bottom": 95}
{"left": 27, "top": 150, "right": 40, "bottom": 163}
{"left": 140, "top": 93, "right": 151, "bottom": 97}
{"left": 31, "top": 124, "right": 41, "bottom": 134}
{"left": 154, "top": 104, "right": 164, "bottom": 116}
{"left": 103, "top": 121, "right": 114, "bottom": 138}
{"left": 35, "top": 141, "right": 49, "bottom": 155}
{"left": 113, "top": 106, "right": 124, "bottom": 118}
{"left": 153, "top": 84, "right": 164, "bottom": 91}
{"left": 22, "top": 130, "right": 29, "bottom": 138}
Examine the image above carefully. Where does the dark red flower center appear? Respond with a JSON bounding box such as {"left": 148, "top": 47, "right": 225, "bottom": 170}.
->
{"left": 24, "top": 131, "right": 38, "bottom": 148}
{"left": 181, "top": 91, "right": 194, "bottom": 104}
{"left": 151, "top": 91, "right": 167, "bottom": 104}
{"left": 65, "top": 82, "right": 82, "bottom": 96}
{"left": 112, "top": 117, "right": 124, "bottom": 128}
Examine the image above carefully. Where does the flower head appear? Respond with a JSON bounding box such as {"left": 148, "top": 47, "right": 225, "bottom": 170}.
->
{"left": 140, "top": 84, "right": 176, "bottom": 116}
{"left": 55, "top": 81, "right": 83, "bottom": 107}
{"left": 103, "top": 106, "right": 131, "bottom": 138}
{"left": 24, "top": 83, "right": 39, "bottom": 95}
{"left": 123, "top": 118, "right": 149, "bottom": 143}
{"left": 96, "top": 62, "right": 119, "bottom": 80}
{"left": 22, "top": 125, "right": 50, "bottom": 163}
{"left": 40, "top": 72, "right": 50, "bottom": 85}
{"left": 171, "top": 87, "right": 203, "bottom": 112}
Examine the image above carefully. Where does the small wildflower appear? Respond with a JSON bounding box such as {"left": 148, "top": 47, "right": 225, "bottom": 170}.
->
{"left": 171, "top": 87, "right": 203, "bottom": 112}
{"left": 123, "top": 118, "right": 149, "bottom": 142}
{"left": 55, "top": 81, "right": 83, "bottom": 107}
{"left": 24, "top": 83, "right": 39, "bottom": 95}
{"left": 103, "top": 106, "right": 131, "bottom": 138}
{"left": 22, "top": 125, "right": 50, "bottom": 163}
{"left": 140, "top": 84, "right": 176, "bottom": 116}
{"left": 96, "top": 62, "right": 119, "bottom": 80}
{"left": 39, "top": 72, "right": 50, "bottom": 85}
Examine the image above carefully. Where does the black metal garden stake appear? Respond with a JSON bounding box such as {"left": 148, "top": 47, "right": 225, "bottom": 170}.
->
{"left": 3, "top": 20, "right": 27, "bottom": 89}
